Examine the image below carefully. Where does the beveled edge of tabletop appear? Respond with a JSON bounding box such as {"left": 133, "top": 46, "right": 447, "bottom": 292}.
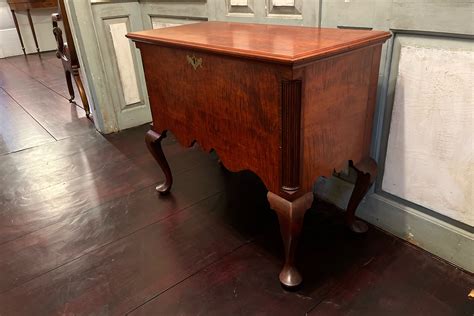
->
{"left": 126, "top": 22, "right": 391, "bottom": 66}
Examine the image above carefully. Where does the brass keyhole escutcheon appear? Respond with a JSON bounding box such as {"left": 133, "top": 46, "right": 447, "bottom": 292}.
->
{"left": 186, "top": 55, "right": 202, "bottom": 70}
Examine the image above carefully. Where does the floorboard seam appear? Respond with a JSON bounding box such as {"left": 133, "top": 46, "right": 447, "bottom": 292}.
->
{"left": 124, "top": 240, "right": 254, "bottom": 315}
{"left": 302, "top": 231, "right": 397, "bottom": 315}
{"left": 4, "top": 58, "right": 87, "bottom": 113}
{"left": 0, "top": 132, "right": 99, "bottom": 158}
{"left": 304, "top": 289, "right": 337, "bottom": 315}
{"left": 0, "top": 130, "right": 104, "bottom": 161}
{"left": 302, "top": 258, "right": 371, "bottom": 315}
{"left": 0, "top": 142, "right": 54, "bottom": 157}
{"left": 0, "top": 155, "right": 130, "bottom": 205}
{"left": 0, "top": 139, "right": 201, "bottom": 217}
{"left": 0, "top": 190, "right": 224, "bottom": 296}
{"left": 0, "top": 87, "right": 57, "bottom": 141}
{"left": 0, "top": 157, "right": 220, "bottom": 246}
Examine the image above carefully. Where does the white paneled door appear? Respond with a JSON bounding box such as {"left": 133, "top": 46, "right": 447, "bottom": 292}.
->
{"left": 91, "top": 2, "right": 151, "bottom": 131}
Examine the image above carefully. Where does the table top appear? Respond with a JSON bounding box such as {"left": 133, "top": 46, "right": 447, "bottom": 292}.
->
{"left": 127, "top": 21, "right": 391, "bottom": 65}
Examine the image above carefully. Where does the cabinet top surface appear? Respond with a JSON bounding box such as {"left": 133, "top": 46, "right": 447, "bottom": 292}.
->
{"left": 127, "top": 21, "right": 390, "bottom": 64}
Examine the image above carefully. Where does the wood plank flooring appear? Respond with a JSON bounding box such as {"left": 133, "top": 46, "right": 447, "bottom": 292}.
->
{"left": 0, "top": 52, "right": 472, "bottom": 315}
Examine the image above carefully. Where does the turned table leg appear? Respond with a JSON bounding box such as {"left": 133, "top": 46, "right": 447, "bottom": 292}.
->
{"left": 267, "top": 191, "right": 313, "bottom": 288}
{"left": 145, "top": 129, "right": 173, "bottom": 194}
{"left": 27, "top": 9, "right": 40, "bottom": 54}
{"left": 346, "top": 158, "right": 377, "bottom": 233}
{"left": 11, "top": 10, "right": 26, "bottom": 56}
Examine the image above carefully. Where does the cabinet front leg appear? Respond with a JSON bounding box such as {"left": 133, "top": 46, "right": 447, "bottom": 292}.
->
{"left": 346, "top": 158, "right": 377, "bottom": 233}
{"left": 267, "top": 191, "right": 313, "bottom": 288}
{"left": 145, "top": 129, "right": 173, "bottom": 194}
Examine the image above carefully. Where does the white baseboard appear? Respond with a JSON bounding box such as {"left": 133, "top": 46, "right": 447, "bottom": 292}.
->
{"left": 314, "top": 176, "right": 473, "bottom": 273}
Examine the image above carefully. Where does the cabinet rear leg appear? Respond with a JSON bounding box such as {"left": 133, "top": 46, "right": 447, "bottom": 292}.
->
{"left": 346, "top": 158, "right": 377, "bottom": 233}
{"left": 145, "top": 129, "right": 173, "bottom": 194}
{"left": 267, "top": 191, "right": 313, "bottom": 288}
{"left": 65, "top": 70, "right": 75, "bottom": 102}
{"left": 73, "top": 72, "right": 91, "bottom": 117}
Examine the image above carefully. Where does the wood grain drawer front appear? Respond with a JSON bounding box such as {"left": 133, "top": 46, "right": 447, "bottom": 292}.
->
{"left": 36, "top": 0, "right": 57, "bottom": 9}
{"left": 138, "top": 43, "right": 292, "bottom": 193}
{"left": 8, "top": 0, "right": 57, "bottom": 9}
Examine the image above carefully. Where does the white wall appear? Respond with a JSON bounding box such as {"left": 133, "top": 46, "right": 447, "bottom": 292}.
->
{"left": 383, "top": 37, "right": 473, "bottom": 226}
{"left": 0, "top": 0, "right": 60, "bottom": 58}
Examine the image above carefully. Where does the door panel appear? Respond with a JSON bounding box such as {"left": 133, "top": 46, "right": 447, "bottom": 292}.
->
{"left": 208, "top": 0, "right": 319, "bottom": 26}
{"left": 92, "top": 2, "right": 151, "bottom": 130}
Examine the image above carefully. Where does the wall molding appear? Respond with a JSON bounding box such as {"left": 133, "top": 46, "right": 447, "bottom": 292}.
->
{"left": 359, "top": 193, "right": 473, "bottom": 273}
{"left": 314, "top": 176, "right": 474, "bottom": 273}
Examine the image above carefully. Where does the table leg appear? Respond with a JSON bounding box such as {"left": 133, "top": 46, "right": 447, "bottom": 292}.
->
{"left": 267, "top": 191, "right": 313, "bottom": 288}
{"left": 145, "top": 129, "right": 173, "bottom": 194}
{"left": 11, "top": 10, "right": 26, "bottom": 55}
{"left": 27, "top": 9, "right": 40, "bottom": 54}
{"left": 345, "top": 158, "right": 377, "bottom": 233}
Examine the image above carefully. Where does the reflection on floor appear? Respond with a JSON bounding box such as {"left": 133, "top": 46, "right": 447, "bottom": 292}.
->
{"left": 0, "top": 52, "right": 472, "bottom": 315}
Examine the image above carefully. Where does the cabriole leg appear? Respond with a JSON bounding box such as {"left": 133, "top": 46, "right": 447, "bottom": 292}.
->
{"left": 145, "top": 129, "right": 173, "bottom": 194}
{"left": 267, "top": 191, "right": 313, "bottom": 288}
{"left": 346, "top": 158, "right": 377, "bottom": 233}
{"left": 65, "top": 71, "right": 75, "bottom": 102}
{"left": 27, "top": 9, "right": 40, "bottom": 54}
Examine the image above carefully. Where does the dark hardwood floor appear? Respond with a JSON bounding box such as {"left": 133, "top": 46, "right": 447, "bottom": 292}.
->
{"left": 0, "top": 52, "right": 472, "bottom": 315}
